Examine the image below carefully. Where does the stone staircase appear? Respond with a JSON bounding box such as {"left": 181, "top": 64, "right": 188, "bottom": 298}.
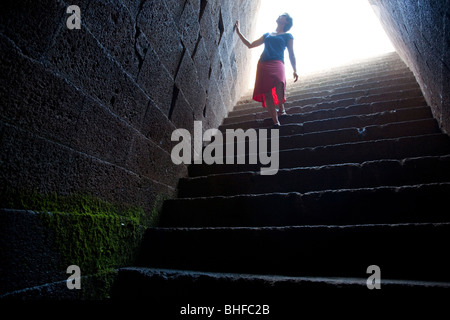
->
{"left": 112, "top": 52, "right": 450, "bottom": 308}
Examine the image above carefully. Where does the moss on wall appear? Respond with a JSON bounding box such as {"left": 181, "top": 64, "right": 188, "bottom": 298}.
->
{"left": 2, "top": 189, "right": 165, "bottom": 275}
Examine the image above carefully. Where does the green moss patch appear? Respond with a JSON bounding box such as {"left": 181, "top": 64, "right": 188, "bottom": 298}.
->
{"left": 2, "top": 190, "right": 162, "bottom": 275}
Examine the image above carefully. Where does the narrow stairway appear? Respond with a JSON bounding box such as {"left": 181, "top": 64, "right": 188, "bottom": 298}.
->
{"left": 112, "top": 52, "right": 450, "bottom": 306}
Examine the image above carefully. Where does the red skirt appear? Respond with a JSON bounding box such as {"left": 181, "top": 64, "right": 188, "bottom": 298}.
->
{"left": 253, "top": 60, "right": 286, "bottom": 108}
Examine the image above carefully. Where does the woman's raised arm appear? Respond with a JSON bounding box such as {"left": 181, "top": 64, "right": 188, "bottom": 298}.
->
{"left": 235, "top": 21, "right": 264, "bottom": 49}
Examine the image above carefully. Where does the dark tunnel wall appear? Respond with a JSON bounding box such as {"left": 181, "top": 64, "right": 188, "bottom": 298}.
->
{"left": 0, "top": 0, "right": 260, "bottom": 216}
{"left": 369, "top": 0, "right": 450, "bottom": 135}
{"left": 0, "top": 0, "right": 260, "bottom": 297}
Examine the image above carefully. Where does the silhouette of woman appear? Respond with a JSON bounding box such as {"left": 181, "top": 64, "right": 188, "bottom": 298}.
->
{"left": 236, "top": 13, "right": 298, "bottom": 127}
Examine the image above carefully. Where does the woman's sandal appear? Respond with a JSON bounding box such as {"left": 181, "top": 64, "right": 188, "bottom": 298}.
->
{"left": 278, "top": 109, "right": 287, "bottom": 116}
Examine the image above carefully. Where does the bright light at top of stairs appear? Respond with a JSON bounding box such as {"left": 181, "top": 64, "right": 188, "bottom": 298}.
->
{"left": 249, "top": 0, "right": 395, "bottom": 88}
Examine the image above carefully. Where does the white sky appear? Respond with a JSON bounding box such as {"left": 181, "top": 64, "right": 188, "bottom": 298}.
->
{"left": 248, "top": 0, "right": 395, "bottom": 88}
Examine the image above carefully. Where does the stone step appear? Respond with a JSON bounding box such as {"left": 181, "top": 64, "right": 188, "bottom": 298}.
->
{"left": 203, "top": 119, "right": 440, "bottom": 163}
{"left": 288, "top": 67, "right": 414, "bottom": 93}
{"left": 178, "top": 155, "right": 450, "bottom": 198}
{"left": 274, "top": 73, "right": 418, "bottom": 100}
{"left": 228, "top": 95, "right": 426, "bottom": 119}
{"left": 188, "top": 133, "right": 450, "bottom": 177}
{"left": 290, "top": 56, "right": 410, "bottom": 78}
{"left": 112, "top": 267, "right": 450, "bottom": 302}
{"left": 290, "top": 53, "right": 405, "bottom": 75}
{"left": 137, "top": 222, "right": 450, "bottom": 282}
{"left": 227, "top": 98, "right": 427, "bottom": 125}
{"left": 238, "top": 75, "right": 418, "bottom": 111}
{"left": 117, "top": 52, "right": 450, "bottom": 307}
{"left": 237, "top": 69, "right": 416, "bottom": 108}
{"left": 162, "top": 183, "right": 450, "bottom": 227}
{"left": 221, "top": 105, "right": 432, "bottom": 132}
{"left": 278, "top": 118, "right": 440, "bottom": 149}
{"left": 231, "top": 87, "right": 423, "bottom": 118}
{"left": 242, "top": 60, "right": 412, "bottom": 94}
{"left": 230, "top": 81, "right": 420, "bottom": 120}
{"left": 289, "top": 83, "right": 419, "bottom": 109}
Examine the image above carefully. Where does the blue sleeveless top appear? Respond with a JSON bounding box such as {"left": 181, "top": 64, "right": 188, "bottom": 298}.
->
{"left": 259, "top": 32, "right": 294, "bottom": 64}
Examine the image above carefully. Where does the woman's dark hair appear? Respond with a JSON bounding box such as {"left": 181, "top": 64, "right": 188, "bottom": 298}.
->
{"left": 284, "top": 13, "right": 293, "bottom": 32}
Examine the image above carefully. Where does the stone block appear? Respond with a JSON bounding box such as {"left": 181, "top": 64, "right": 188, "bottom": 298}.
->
{"left": 165, "top": 0, "right": 187, "bottom": 22}
{"left": 203, "top": 78, "right": 227, "bottom": 130}
{"left": 71, "top": 97, "right": 134, "bottom": 168}
{"left": 199, "top": 1, "right": 220, "bottom": 60}
{"left": 170, "top": 89, "right": 195, "bottom": 131}
{"left": 119, "top": 0, "right": 141, "bottom": 20}
{"left": 0, "top": 0, "right": 67, "bottom": 60}
{"left": 83, "top": 0, "right": 139, "bottom": 78}
{"left": 137, "top": 0, "right": 184, "bottom": 79}
{"left": 370, "top": 0, "right": 450, "bottom": 134}
{"left": 177, "top": 0, "right": 200, "bottom": 55}
{"left": 140, "top": 99, "right": 178, "bottom": 154}
{"left": 175, "top": 51, "right": 206, "bottom": 118}
{"left": 0, "top": 0, "right": 263, "bottom": 298}
{"left": 0, "top": 34, "right": 82, "bottom": 145}
{"left": 189, "top": 0, "right": 201, "bottom": 14}
{"left": 0, "top": 122, "right": 86, "bottom": 195}
{"left": 45, "top": 25, "right": 149, "bottom": 131}
{"left": 125, "top": 131, "right": 187, "bottom": 188}
{"left": 74, "top": 151, "right": 177, "bottom": 213}
{"left": 0, "top": 122, "right": 175, "bottom": 213}
{"left": 230, "top": 0, "right": 242, "bottom": 28}
{"left": 208, "top": 51, "right": 222, "bottom": 83}
{"left": 219, "top": 0, "right": 234, "bottom": 36}
{"left": 137, "top": 45, "right": 175, "bottom": 115}
{"left": 0, "top": 209, "right": 61, "bottom": 295}
{"left": 192, "top": 37, "right": 211, "bottom": 90}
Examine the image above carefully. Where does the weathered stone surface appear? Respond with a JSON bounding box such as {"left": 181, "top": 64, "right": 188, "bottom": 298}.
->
{"left": 71, "top": 97, "right": 134, "bottom": 168}
{"left": 203, "top": 77, "right": 227, "bottom": 130}
{"left": 125, "top": 131, "right": 188, "bottom": 188}
{"left": 0, "top": 34, "right": 82, "bottom": 145}
{"left": 113, "top": 266, "right": 450, "bottom": 304}
{"left": 114, "top": 50, "right": 450, "bottom": 304}
{"left": 0, "top": 209, "right": 62, "bottom": 295}
{"left": 177, "top": 0, "right": 200, "bottom": 56}
{"left": 138, "top": 222, "right": 450, "bottom": 282}
{"left": 45, "top": 25, "right": 150, "bottom": 131}
{"left": 192, "top": 36, "right": 211, "bottom": 90}
{"left": 0, "top": 0, "right": 261, "bottom": 298}
{"left": 83, "top": 0, "right": 139, "bottom": 78}
{"left": 0, "top": 0, "right": 66, "bottom": 60}
{"left": 139, "top": 99, "right": 179, "bottom": 154}
{"left": 169, "top": 88, "right": 195, "bottom": 131}
{"left": 187, "top": 133, "right": 450, "bottom": 177}
{"left": 174, "top": 51, "right": 206, "bottom": 119}
{"left": 179, "top": 155, "right": 450, "bottom": 198}
{"left": 0, "top": 122, "right": 176, "bottom": 209}
{"left": 164, "top": 0, "right": 187, "bottom": 22}
{"left": 137, "top": 0, "right": 185, "bottom": 79}
{"left": 369, "top": 0, "right": 450, "bottom": 134}
{"left": 199, "top": 1, "right": 219, "bottom": 60}
{"left": 137, "top": 45, "right": 175, "bottom": 116}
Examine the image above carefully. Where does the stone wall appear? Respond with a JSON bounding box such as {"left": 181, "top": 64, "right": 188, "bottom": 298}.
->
{"left": 0, "top": 0, "right": 260, "bottom": 297}
{"left": 369, "top": 0, "right": 450, "bottom": 134}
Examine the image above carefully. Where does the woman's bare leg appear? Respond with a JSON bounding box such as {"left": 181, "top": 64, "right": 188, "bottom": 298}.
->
{"left": 275, "top": 82, "right": 286, "bottom": 115}
{"left": 265, "top": 92, "right": 280, "bottom": 125}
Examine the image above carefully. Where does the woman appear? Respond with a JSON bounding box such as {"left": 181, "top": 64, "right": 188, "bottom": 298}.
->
{"left": 236, "top": 13, "right": 298, "bottom": 127}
